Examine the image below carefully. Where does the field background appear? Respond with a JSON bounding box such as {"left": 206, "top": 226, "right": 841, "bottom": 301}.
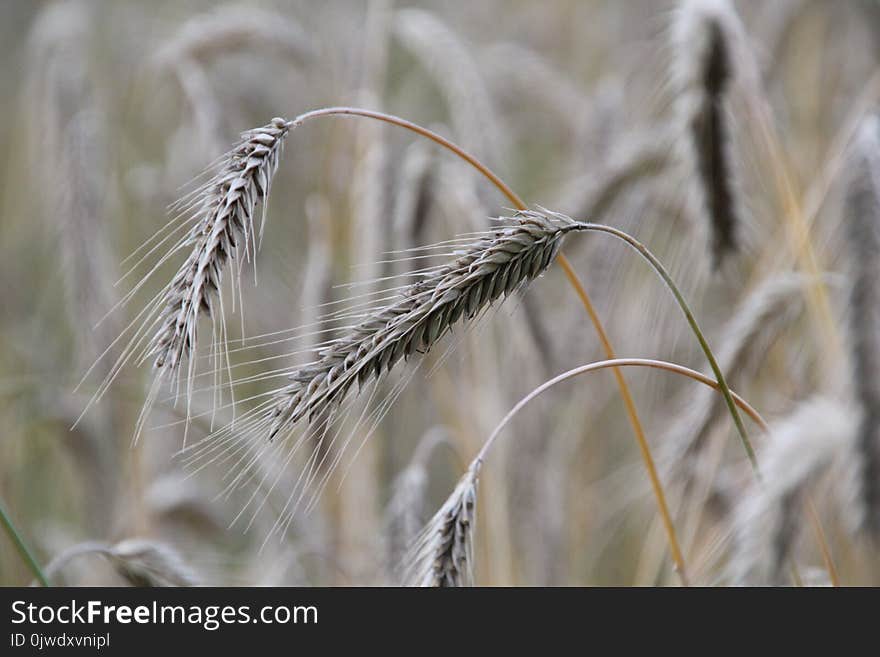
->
{"left": 1, "top": 0, "right": 878, "bottom": 586}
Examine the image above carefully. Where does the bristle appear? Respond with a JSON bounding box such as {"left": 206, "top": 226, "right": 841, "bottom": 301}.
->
{"left": 265, "top": 211, "right": 583, "bottom": 440}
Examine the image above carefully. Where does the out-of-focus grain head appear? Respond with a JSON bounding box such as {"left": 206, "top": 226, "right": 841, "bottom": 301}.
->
{"left": 265, "top": 211, "right": 582, "bottom": 440}
{"left": 844, "top": 113, "right": 880, "bottom": 536}
{"left": 729, "top": 397, "right": 856, "bottom": 585}
{"left": 672, "top": 0, "right": 744, "bottom": 268}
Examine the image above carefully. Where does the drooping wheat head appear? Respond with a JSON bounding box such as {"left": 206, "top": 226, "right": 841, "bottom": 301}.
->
{"left": 264, "top": 210, "right": 583, "bottom": 440}
{"left": 147, "top": 117, "right": 290, "bottom": 384}
{"left": 173, "top": 210, "right": 587, "bottom": 538}
{"left": 76, "top": 117, "right": 292, "bottom": 441}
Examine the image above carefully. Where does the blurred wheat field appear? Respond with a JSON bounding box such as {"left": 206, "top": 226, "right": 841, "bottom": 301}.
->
{"left": 1, "top": 0, "right": 880, "bottom": 587}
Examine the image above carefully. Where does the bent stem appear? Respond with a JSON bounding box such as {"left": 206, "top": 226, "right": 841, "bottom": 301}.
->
{"left": 473, "top": 358, "right": 836, "bottom": 585}
{"left": 563, "top": 225, "right": 838, "bottom": 582}
{"left": 291, "top": 106, "right": 688, "bottom": 585}
{"left": 0, "top": 497, "right": 49, "bottom": 586}
{"left": 476, "top": 358, "right": 764, "bottom": 462}
{"left": 571, "top": 221, "right": 758, "bottom": 474}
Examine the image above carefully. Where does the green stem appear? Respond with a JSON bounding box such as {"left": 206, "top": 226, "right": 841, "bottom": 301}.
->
{"left": 0, "top": 497, "right": 49, "bottom": 586}
{"left": 573, "top": 220, "right": 758, "bottom": 473}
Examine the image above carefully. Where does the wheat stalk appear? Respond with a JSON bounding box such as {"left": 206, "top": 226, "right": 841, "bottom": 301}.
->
{"left": 0, "top": 498, "right": 49, "bottom": 586}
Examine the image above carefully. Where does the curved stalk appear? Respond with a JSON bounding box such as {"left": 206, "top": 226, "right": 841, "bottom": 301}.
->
{"left": 477, "top": 358, "right": 763, "bottom": 463}
{"left": 568, "top": 221, "right": 758, "bottom": 473}
{"left": 293, "top": 107, "right": 526, "bottom": 208}
{"left": 472, "top": 357, "right": 836, "bottom": 585}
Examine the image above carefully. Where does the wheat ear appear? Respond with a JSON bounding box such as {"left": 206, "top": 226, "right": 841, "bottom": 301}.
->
{"left": 393, "top": 8, "right": 503, "bottom": 167}
{"left": 153, "top": 4, "right": 312, "bottom": 68}
{"left": 109, "top": 539, "right": 200, "bottom": 587}
{"left": 266, "top": 211, "right": 583, "bottom": 439}
{"left": 147, "top": 117, "right": 290, "bottom": 382}
{"left": 152, "top": 5, "right": 312, "bottom": 154}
